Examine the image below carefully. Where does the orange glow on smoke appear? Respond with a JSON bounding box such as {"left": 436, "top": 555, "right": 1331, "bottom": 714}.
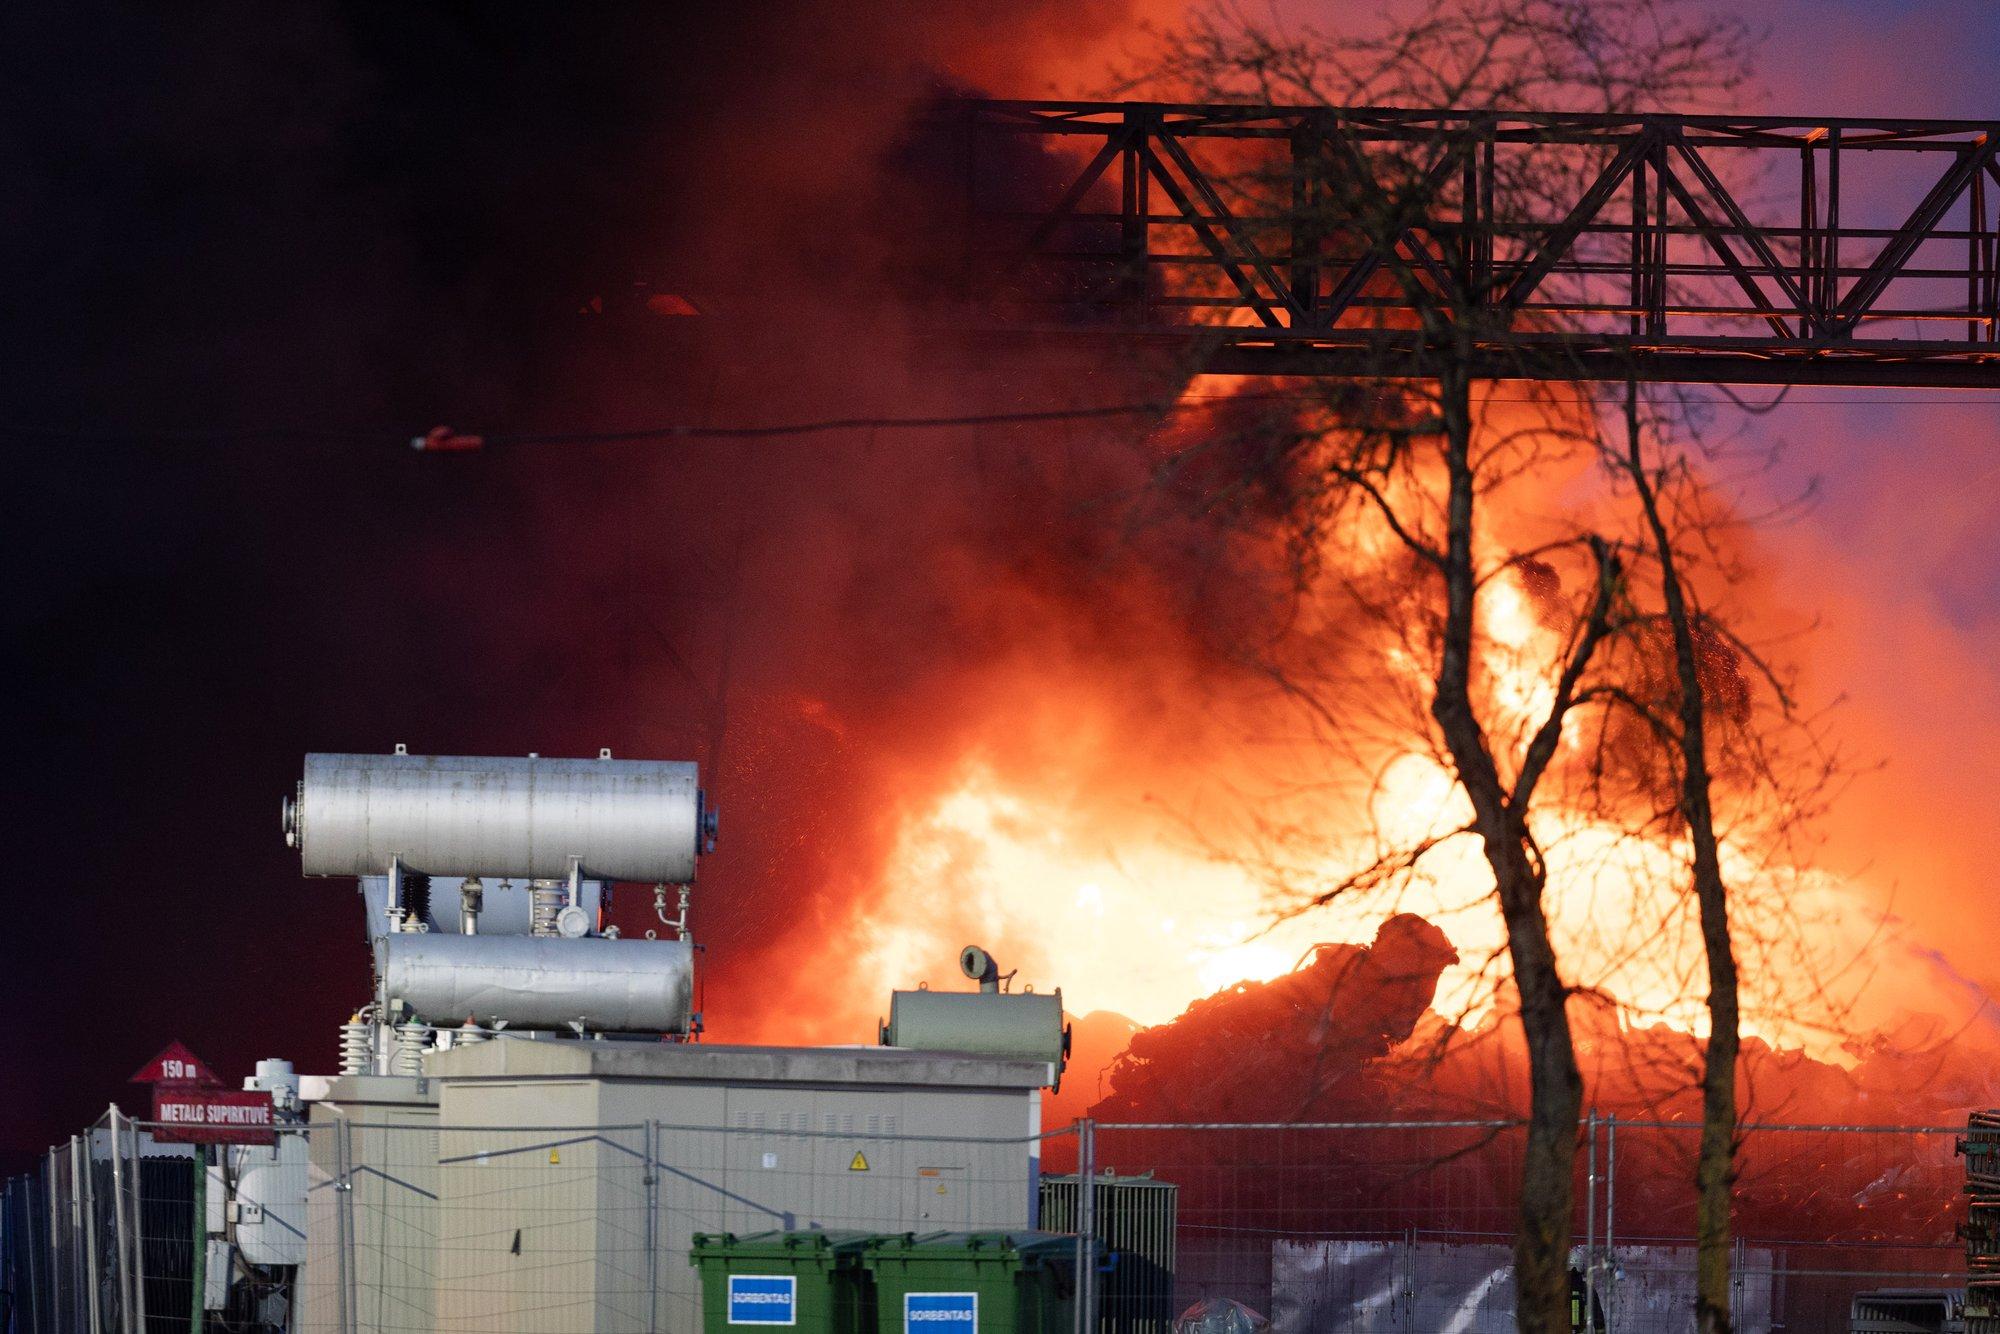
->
{"left": 652, "top": 12, "right": 2000, "bottom": 1128}
{"left": 857, "top": 722, "right": 1894, "bottom": 1060}
{"left": 820, "top": 393, "right": 1980, "bottom": 1076}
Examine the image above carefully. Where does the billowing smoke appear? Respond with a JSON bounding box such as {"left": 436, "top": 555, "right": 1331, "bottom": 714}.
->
{"left": 492, "top": 2, "right": 2000, "bottom": 1099}
{"left": 4, "top": 1, "right": 1997, "bottom": 1176}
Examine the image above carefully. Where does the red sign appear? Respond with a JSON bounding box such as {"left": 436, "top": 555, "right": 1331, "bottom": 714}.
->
{"left": 150, "top": 1088, "right": 275, "bottom": 1145}
{"left": 131, "top": 1041, "right": 222, "bottom": 1087}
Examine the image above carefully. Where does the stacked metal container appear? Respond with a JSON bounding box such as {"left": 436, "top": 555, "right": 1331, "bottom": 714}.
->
{"left": 1962, "top": 1110, "right": 2000, "bottom": 1332}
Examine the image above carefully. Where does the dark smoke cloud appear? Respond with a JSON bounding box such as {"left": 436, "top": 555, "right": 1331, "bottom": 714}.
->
{"left": 0, "top": 0, "right": 1196, "bottom": 1168}
{"left": 12, "top": 0, "right": 1992, "bottom": 1182}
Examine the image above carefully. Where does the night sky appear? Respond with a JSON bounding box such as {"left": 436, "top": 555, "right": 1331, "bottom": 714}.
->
{"left": 0, "top": 0, "right": 1160, "bottom": 1168}
{"left": 0, "top": 3, "right": 803, "bottom": 1166}
{"left": 4, "top": 2, "right": 1998, "bottom": 1171}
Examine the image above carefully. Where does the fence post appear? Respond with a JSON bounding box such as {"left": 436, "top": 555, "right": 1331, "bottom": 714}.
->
{"left": 44, "top": 1147, "right": 63, "bottom": 1334}
{"left": 1403, "top": 1226, "right": 1417, "bottom": 1332}
{"left": 1074, "top": 1119, "right": 1096, "bottom": 1334}
{"left": 190, "top": 1143, "right": 207, "bottom": 1334}
{"left": 61, "top": 1139, "right": 72, "bottom": 1334}
{"left": 334, "top": 1119, "right": 356, "bottom": 1334}
{"left": 1585, "top": 1108, "right": 1598, "bottom": 1331}
{"left": 1604, "top": 1113, "right": 1618, "bottom": 1333}
{"left": 644, "top": 1120, "right": 660, "bottom": 1334}
{"left": 123, "top": 1115, "right": 145, "bottom": 1334}
{"left": 75, "top": 1136, "right": 101, "bottom": 1334}
{"left": 25, "top": 1153, "right": 47, "bottom": 1334}
{"left": 107, "top": 1108, "right": 134, "bottom": 1334}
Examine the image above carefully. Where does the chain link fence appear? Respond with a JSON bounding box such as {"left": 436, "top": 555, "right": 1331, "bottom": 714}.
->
{"left": 2, "top": 1111, "right": 200, "bottom": 1334}
{"left": 1062, "top": 1117, "right": 1966, "bottom": 1333}
{"left": 2, "top": 1111, "right": 1969, "bottom": 1333}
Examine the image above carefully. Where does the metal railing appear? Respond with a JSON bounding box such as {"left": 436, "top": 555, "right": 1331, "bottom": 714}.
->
{"left": 1059, "top": 1116, "right": 1965, "bottom": 1333}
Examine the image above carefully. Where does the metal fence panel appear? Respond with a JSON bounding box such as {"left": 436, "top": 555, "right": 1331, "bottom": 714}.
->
{"left": 1407, "top": 1241, "right": 1516, "bottom": 1332}
{"left": 5, "top": 1111, "right": 1974, "bottom": 1333}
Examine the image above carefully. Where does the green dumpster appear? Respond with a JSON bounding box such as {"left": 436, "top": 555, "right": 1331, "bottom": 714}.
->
{"left": 860, "top": 1231, "right": 1096, "bottom": 1334}
{"left": 691, "top": 1229, "right": 879, "bottom": 1334}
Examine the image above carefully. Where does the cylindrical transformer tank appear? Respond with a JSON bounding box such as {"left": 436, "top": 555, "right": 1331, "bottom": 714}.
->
{"left": 376, "top": 934, "right": 695, "bottom": 1033}
{"left": 288, "top": 751, "right": 703, "bottom": 882}
{"left": 881, "top": 990, "right": 1070, "bottom": 1087}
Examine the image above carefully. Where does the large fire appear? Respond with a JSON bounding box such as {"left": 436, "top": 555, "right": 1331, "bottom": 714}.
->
{"left": 773, "top": 381, "right": 1971, "bottom": 1102}
{"left": 845, "top": 554, "right": 1946, "bottom": 1066}
{"left": 620, "top": 0, "right": 2000, "bottom": 1159}
{"left": 679, "top": 380, "right": 1998, "bottom": 1138}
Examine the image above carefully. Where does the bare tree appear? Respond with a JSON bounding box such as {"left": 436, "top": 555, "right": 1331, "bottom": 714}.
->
{"left": 1621, "top": 383, "right": 1737, "bottom": 1331}
{"left": 1117, "top": 3, "right": 1775, "bottom": 1329}
{"left": 1603, "top": 380, "right": 1845, "bottom": 1334}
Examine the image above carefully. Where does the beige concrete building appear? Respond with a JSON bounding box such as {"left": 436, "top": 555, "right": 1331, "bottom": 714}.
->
{"left": 298, "top": 1040, "right": 1050, "bottom": 1333}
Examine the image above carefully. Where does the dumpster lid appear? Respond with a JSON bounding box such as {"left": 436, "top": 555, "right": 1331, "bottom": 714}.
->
{"left": 691, "top": 1228, "right": 880, "bottom": 1256}
{"left": 866, "top": 1230, "right": 1088, "bottom": 1264}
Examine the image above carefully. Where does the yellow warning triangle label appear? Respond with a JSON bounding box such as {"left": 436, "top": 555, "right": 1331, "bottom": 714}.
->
{"left": 849, "top": 1151, "right": 870, "bottom": 1172}
{"left": 548, "top": 1148, "right": 561, "bottom": 1165}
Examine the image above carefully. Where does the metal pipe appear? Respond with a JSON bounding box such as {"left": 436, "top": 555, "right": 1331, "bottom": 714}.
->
{"left": 385, "top": 855, "right": 404, "bottom": 932}
{"left": 651, "top": 883, "right": 693, "bottom": 940}
{"left": 363, "top": 873, "right": 596, "bottom": 938}
{"left": 960, "top": 945, "right": 1000, "bottom": 994}
{"left": 459, "top": 877, "right": 482, "bottom": 935}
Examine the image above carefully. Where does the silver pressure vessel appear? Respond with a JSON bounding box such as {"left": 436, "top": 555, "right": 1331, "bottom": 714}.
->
{"left": 287, "top": 752, "right": 702, "bottom": 882}
{"left": 376, "top": 934, "right": 695, "bottom": 1032}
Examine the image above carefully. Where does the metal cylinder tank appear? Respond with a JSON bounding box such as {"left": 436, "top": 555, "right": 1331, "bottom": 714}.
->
{"left": 881, "top": 990, "right": 1070, "bottom": 1084}
{"left": 376, "top": 934, "right": 695, "bottom": 1033}
{"left": 288, "top": 751, "right": 703, "bottom": 882}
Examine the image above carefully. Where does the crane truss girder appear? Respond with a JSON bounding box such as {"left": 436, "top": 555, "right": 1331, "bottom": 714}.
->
{"left": 948, "top": 102, "right": 2000, "bottom": 388}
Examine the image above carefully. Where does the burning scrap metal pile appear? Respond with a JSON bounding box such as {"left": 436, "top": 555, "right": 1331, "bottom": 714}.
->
{"left": 1064, "top": 911, "right": 1976, "bottom": 1248}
